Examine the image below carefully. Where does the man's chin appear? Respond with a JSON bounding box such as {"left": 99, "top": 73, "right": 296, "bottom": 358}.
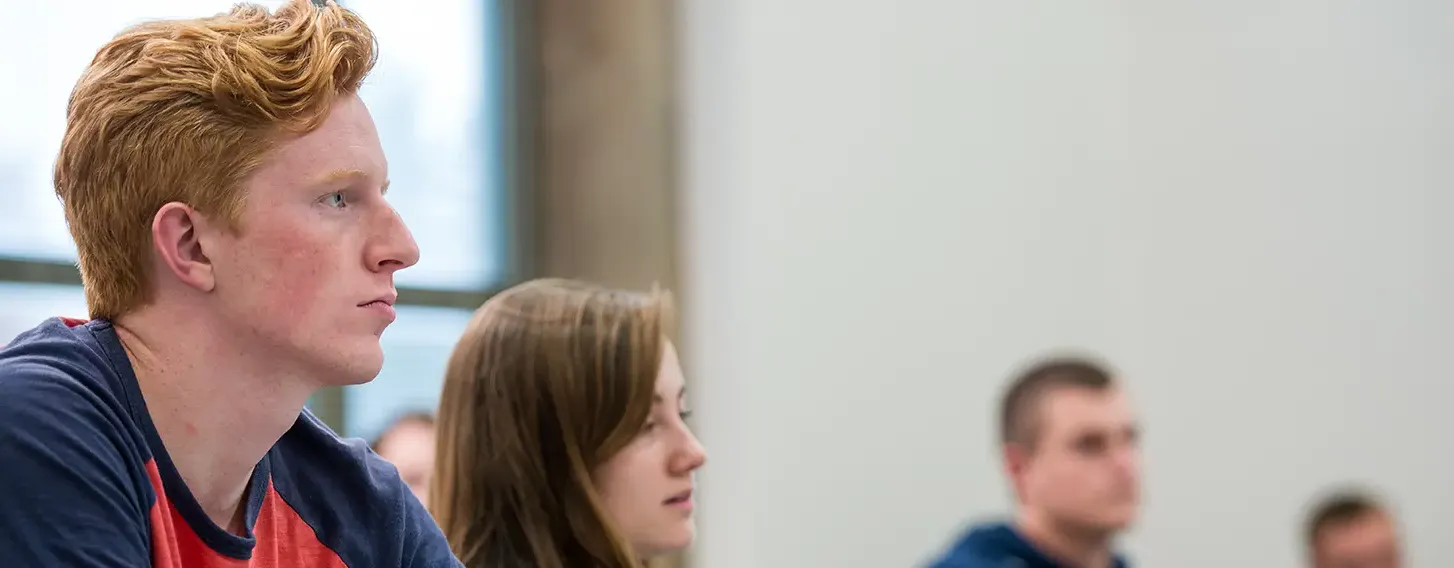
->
{"left": 317, "top": 344, "right": 385, "bottom": 386}
{"left": 1097, "top": 507, "right": 1139, "bottom": 533}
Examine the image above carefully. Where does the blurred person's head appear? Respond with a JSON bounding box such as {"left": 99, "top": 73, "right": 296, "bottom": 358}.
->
{"left": 1306, "top": 489, "right": 1402, "bottom": 568}
{"left": 431, "top": 279, "right": 706, "bottom": 568}
{"left": 1001, "top": 355, "right": 1140, "bottom": 538}
{"left": 371, "top": 411, "right": 437, "bottom": 508}
{"left": 54, "top": 0, "right": 416, "bottom": 386}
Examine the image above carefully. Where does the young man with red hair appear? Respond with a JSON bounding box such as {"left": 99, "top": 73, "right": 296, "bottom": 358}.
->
{"left": 0, "top": 1, "right": 459, "bottom": 565}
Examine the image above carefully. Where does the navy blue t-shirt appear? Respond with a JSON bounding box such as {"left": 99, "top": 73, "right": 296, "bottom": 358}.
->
{"left": 0, "top": 317, "right": 462, "bottom": 567}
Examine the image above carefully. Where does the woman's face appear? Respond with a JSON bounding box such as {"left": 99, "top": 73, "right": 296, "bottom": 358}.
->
{"left": 593, "top": 342, "right": 708, "bottom": 559}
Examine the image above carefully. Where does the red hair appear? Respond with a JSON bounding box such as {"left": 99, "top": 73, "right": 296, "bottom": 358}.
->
{"left": 54, "top": 0, "right": 378, "bottom": 319}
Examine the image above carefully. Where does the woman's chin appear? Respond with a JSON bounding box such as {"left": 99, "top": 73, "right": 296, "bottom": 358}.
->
{"left": 637, "top": 520, "right": 696, "bottom": 559}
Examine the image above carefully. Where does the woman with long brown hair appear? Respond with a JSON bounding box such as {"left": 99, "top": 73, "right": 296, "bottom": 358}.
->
{"left": 430, "top": 278, "right": 706, "bottom": 567}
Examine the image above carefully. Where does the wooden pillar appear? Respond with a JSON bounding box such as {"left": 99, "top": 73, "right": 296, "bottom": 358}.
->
{"left": 525, "top": 1, "right": 687, "bottom": 567}
{"left": 529, "top": 0, "right": 679, "bottom": 294}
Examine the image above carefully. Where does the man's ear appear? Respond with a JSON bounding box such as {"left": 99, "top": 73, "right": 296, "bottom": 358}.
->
{"left": 1003, "top": 441, "right": 1034, "bottom": 501}
{"left": 151, "top": 202, "right": 216, "bottom": 292}
{"left": 1004, "top": 442, "right": 1030, "bottom": 477}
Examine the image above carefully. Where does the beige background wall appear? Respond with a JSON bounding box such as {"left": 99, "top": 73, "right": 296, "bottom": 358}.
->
{"left": 675, "top": 1, "right": 1454, "bottom": 567}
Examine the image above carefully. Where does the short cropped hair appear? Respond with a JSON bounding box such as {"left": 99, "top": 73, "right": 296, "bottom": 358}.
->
{"left": 55, "top": 0, "right": 378, "bottom": 319}
{"left": 999, "top": 356, "right": 1115, "bottom": 447}
{"left": 1305, "top": 489, "right": 1387, "bottom": 548}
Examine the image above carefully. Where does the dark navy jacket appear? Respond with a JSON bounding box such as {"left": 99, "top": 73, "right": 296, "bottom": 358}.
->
{"left": 927, "top": 522, "right": 1129, "bottom": 568}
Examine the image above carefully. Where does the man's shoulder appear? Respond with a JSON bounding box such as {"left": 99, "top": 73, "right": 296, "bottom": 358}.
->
{"left": 926, "top": 546, "right": 998, "bottom": 568}
{"left": 924, "top": 522, "right": 1029, "bottom": 568}
{"left": 269, "top": 409, "right": 406, "bottom": 498}
{"left": 0, "top": 318, "right": 139, "bottom": 440}
{"left": 268, "top": 410, "right": 455, "bottom": 566}
{"left": 0, "top": 318, "right": 125, "bottom": 394}
{"left": 925, "top": 521, "right": 1129, "bottom": 568}
{"left": 0, "top": 320, "right": 155, "bottom": 555}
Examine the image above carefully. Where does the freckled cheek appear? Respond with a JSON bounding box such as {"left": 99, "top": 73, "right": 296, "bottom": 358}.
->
{"left": 242, "top": 230, "right": 336, "bottom": 320}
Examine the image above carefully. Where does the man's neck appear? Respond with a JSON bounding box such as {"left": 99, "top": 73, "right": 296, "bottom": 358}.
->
{"left": 113, "top": 307, "right": 318, "bottom": 533}
{"left": 1015, "top": 510, "right": 1116, "bottom": 568}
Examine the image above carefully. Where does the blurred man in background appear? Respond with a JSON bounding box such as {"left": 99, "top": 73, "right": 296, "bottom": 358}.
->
{"left": 929, "top": 356, "right": 1139, "bottom": 568}
{"left": 372, "top": 411, "right": 437, "bottom": 509}
{"left": 1306, "top": 489, "right": 1402, "bottom": 568}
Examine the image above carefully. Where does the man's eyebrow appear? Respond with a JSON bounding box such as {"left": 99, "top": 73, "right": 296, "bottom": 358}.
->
{"left": 314, "top": 168, "right": 390, "bottom": 194}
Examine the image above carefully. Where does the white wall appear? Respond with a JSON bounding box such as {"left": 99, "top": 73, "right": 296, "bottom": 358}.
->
{"left": 676, "top": 2, "right": 1454, "bottom": 567}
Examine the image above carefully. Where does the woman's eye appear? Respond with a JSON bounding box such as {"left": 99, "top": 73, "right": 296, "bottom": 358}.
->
{"left": 324, "top": 192, "right": 348, "bottom": 208}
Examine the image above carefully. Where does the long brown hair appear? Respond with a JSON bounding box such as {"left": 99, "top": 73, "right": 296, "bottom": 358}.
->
{"left": 431, "top": 278, "right": 672, "bottom": 568}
